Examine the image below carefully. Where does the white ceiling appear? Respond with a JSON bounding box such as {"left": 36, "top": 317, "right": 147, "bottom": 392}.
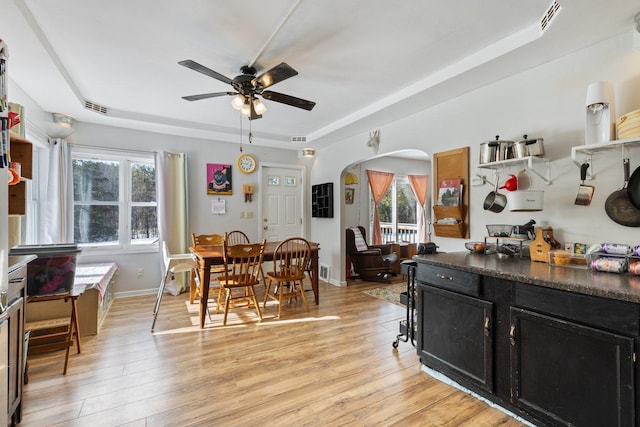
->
{"left": 0, "top": 0, "right": 638, "bottom": 151}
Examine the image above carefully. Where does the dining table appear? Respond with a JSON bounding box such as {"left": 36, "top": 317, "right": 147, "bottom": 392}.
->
{"left": 189, "top": 240, "right": 320, "bottom": 328}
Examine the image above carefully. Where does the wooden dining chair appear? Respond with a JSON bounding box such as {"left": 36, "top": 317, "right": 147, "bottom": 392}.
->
{"left": 225, "top": 229, "right": 267, "bottom": 283}
{"left": 263, "top": 237, "right": 311, "bottom": 318}
{"left": 226, "top": 230, "right": 249, "bottom": 245}
{"left": 191, "top": 233, "right": 227, "bottom": 305}
{"left": 217, "top": 239, "right": 266, "bottom": 325}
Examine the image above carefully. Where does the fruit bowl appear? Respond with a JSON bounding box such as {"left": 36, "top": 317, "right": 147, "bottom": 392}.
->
{"left": 465, "top": 242, "right": 486, "bottom": 253}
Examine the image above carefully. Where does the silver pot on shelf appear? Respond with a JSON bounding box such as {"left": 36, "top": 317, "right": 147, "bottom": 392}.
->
{"left": 513, "top": 135, "right": 544, "bottom": 158}
{"left": 479, "top": 135, "right": 514, "bottom": 164}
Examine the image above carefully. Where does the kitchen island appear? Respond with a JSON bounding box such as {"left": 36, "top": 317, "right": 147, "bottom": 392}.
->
{"left": 415, "top": 252, "right": 640, "bottom": 427}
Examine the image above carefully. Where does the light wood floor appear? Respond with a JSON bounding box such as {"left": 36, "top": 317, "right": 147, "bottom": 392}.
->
{"left": 21, "top": 279, "right": 525, "bottom": 427}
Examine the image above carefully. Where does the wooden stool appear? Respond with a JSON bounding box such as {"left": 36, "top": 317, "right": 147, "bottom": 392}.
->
{"left": 25, "top": 293, "right": 81, "bottom": 376}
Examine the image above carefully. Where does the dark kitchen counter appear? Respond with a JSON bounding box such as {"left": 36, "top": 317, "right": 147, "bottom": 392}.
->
{"left": 415, "top": 251, "right": 640, "bottom": 304}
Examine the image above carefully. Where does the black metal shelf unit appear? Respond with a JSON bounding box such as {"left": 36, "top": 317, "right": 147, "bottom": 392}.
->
{"left": 393, "top": 260, "right": 417, "bottom": 348}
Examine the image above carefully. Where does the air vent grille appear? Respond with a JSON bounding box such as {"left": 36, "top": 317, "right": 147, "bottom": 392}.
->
{"left": 84, "top": 100, "right": 108, "bottom": 115}
{"left": 291, "top": 136, "right": 307, "bottom": 143}
{"left": 541, "top": 1, "right": 561, "bottom": 32}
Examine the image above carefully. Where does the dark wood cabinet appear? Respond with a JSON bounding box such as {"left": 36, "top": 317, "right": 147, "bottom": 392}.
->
{"left": 416, "top": 261, "right": 640, "bottom": 427}
{"left": 7, "top": 264, "right": 26, "bottom": 426}
{"left": 510, "top": 307, "right": 634, "bottom": 427}
{"left": 418, "top": 284, "right": 494, "bottom": 391}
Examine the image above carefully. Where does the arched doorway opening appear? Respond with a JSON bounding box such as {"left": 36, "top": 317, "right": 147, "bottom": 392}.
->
{"left": 340, "top": 149, "right": 430, "bottom": 283}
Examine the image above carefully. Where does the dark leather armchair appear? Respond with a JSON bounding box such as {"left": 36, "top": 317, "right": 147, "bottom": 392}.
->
{"left": 346, "top": 226, "right": 399, "bottom": 280}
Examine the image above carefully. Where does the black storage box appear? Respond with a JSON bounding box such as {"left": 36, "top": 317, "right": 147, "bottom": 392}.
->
{"left": 9, "top": 244, "right": 81, "bottom": 296}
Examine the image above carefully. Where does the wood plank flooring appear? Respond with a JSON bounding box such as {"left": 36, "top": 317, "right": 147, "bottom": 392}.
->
{"left": 21, "top": 279, "right": 526, "bottom": 426}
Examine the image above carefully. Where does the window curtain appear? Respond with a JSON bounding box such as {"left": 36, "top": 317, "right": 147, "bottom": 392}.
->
{"left": 366, "top": 170, "right": 394, "bottom": 245}
{"left": 156, "top": 152, "right": 189, "bottom": 292}
{"left": 408, "top": 174, "right": 429, "bottom": 243}
{"left": 44, "top": 138, "right": 73, "bottom": 243}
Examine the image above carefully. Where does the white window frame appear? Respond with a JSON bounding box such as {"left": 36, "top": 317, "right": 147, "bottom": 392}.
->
{"left": 71, "top": 146, "right": 158, "bottom": 254}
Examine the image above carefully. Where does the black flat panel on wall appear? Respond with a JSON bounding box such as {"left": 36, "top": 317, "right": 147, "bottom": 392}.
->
{"left": 312, "top": 183, "right": 333, "bottom": 218}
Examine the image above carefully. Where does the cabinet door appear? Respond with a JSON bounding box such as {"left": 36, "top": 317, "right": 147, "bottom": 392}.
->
{"left": 418, "top": 284, "right": 494, "bottom": 391}
{"left": 6, "top": 296, "right": 24, "bottom": 425}
{"left": 510, "top": 307, "right": 634, "bottom": 427}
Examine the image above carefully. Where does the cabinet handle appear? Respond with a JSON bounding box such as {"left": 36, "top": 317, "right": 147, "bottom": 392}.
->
{"left": 509, "top": 324, "right": 516, "bottom": 346}
{"left": 484, "top": 317, "right": 490, "bottom": 336}
{"left": 436, "top": 274, "right": 453, "bottom": 281}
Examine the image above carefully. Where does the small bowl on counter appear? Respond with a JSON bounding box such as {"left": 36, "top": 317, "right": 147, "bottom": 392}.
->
{"left": 465, "top": 241, "right": 496, "bottom": 254}
{"left": 465, "top": 242, "right": 486, "bottom": 253}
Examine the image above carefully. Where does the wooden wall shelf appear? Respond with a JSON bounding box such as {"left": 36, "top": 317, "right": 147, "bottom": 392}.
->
{"left": 432, "top": 147, "right": 470, "bottom": 239}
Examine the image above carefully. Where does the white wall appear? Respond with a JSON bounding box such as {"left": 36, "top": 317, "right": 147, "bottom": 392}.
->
{"left": 311, "top": 30, "right": 640, "bottom": 285}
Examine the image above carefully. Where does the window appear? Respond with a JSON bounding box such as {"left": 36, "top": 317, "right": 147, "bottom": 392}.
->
{"left": 72, "top": 147, "right": 157, "bottom": 252}
{"left": 375, "top": 177, "right": 418, "bottom": 243}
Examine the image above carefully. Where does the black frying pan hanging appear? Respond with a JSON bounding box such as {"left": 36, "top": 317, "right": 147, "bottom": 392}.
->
{"left": 628, "top": 163, "right": 640, "bottom": 210}
{"left": 604, "top": 158, "right": 640, "bottom": 227}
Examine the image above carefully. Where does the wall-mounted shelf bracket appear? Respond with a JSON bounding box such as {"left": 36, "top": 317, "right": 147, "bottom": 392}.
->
{"left": 571, "top": 136, "right": 640, "bottom": 180}
{"left": 476, "top": 156, "right": 551, "bottom": 185}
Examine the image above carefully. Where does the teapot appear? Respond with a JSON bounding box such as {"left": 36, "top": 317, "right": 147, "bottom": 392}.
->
{"left": 499, "top": 174, "right": 518, "bottom": 192}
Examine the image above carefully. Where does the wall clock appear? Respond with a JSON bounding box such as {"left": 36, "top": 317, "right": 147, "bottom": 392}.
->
{"left": 237, "top": 153, "right": 257, "bottom": 174}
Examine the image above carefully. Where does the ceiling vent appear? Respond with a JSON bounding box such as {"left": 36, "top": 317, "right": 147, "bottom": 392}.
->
{"left": 84, "top": 100, "right": 108, "bottom": 115}
{"left": 291, "top": 136, "right": 307, "bottom": 143}
{"left": 540, "top": 1, "right": 561, "bottom": 33}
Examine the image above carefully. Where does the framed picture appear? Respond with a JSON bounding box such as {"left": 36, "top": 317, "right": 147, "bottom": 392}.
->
{"left": 268, "top": 175, "right": 280, "bottom": 186}
{"left": 345, "top": 187, "right": 355, "bottom": 204}
{"left": 285, "top": 176, "right": 297, "bottom": 186}
{"left": 207, "top": 163, "right": 232, "bottom": 195}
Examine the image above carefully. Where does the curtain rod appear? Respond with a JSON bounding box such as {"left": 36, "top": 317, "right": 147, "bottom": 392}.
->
{"left": 66, "top": 142, "right": 157, "bottom": 156}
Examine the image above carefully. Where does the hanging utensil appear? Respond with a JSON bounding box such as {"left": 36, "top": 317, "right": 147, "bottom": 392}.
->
{"left": 499, "top": 174, "right": 518, "bottom": 191}
{"left": 575, "top": 162, "right": 594, "bottom": 206}
{"left": 628, "top": 163, "right": 640, "bottom": 210}
{"left": 516, "top": 169, "right": 530, "bottom": 190}
{"left": 604, "top": 158, "right": 640, "bottom": 226}
{"left": 483, "top": 174, "right": 507, "bottom": 213}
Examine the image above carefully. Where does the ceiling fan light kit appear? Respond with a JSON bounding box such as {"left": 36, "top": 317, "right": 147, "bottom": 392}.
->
{"left": 179, "top": 60, "right": 315, "bottom": 120}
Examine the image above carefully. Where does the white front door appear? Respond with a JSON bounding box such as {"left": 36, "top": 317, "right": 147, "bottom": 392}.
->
{"left": 261, "top": 167, "right": 303, "bottom": 242}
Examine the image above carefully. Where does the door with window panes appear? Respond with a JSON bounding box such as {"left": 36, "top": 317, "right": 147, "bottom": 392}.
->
{"left": 375, "top": 178, "right": 417, "bottom": 243}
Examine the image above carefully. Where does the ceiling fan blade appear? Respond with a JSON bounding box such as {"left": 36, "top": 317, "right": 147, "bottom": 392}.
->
{"left": 178, "top": 60, "right": 233, "bottom": 85}
{"left": 254, "top": 63, "right": 298, "bottom": 89}
{"left": 261, "top": 91, "right": 316, "bottom": 111}
{"left": 182, "top": 92, "right": 234, "bottom": 101}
